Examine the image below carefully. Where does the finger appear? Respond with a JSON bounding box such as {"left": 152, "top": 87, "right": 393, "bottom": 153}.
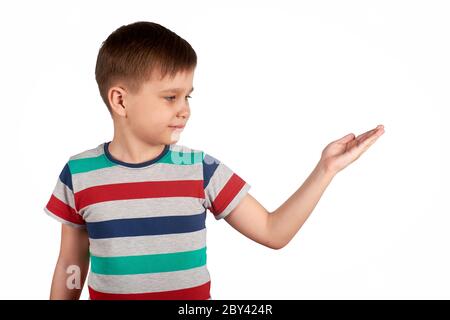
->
{"left": 357, "top": 125, "right": 383, "bottom": 140}
{"left": 356, "top": 128, "right": 378, "bottom": 142}
{"left": 357, "top": 125, "right": 384, "bottom": 144}
{"left": 358, "top": 130, "right": 382, "bottom": 150}
{"left": 345, "top": 126, "right": 384, "bottom": 162}
{"left": 349, "top": 127, "right": 383, "bottom": 155}
{"left": 346, "top": 128, "right": 376, "bottom": 152}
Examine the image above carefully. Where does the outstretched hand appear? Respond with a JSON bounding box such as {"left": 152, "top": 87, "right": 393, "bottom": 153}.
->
{"left": 320, "top": 124, "right": 385, "bottom": 175}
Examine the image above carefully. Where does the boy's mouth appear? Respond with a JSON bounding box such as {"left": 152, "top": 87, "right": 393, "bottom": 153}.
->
{"left": 169, "top": 125, "right": 185, "bottom": 129}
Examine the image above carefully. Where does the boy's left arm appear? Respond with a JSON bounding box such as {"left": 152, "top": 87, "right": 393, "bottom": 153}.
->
{"left": 225, "top": 125, "right": 385, "bottom": 250}
{"left": 225, "top": 163, "right": 334, "bottom": 250}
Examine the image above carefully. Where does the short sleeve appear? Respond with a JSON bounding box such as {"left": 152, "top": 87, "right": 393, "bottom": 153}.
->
{"left": 202, "top": 152, "right": 251, "bottom": 220}
{"left": 43, "top": 161, "right": 86, "bottom": 228}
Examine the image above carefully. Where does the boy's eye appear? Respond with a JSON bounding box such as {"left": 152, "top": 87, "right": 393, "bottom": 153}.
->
{"left": 164, "top": 95, "right": 192, "bottom": 102}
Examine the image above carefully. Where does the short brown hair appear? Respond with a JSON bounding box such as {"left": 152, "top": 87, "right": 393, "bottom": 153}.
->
{"left": 95, "top": 21, "right": 197, "bottom": 116}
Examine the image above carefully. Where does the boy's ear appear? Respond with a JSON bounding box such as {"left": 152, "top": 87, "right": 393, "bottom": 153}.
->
{"left": 109, "top": 86, "right": 127, "bottom": 117}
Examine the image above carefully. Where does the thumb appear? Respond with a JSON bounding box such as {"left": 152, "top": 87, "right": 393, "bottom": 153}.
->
{"left": 337, "top": 133, "right": 355, "bottom": 143}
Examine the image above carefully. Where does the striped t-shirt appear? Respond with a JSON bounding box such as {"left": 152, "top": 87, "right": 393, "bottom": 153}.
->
{"left": 44, "top": 141, "right": 251, "bottom": 300}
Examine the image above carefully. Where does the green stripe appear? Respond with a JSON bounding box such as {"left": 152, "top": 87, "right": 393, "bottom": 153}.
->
{"left": 90, "top": 247, "right": 207, "bottom": 275}
{"left": 159, "top": 150, "right": 203, "bottom": 165}
{"left": 69, "top": 154, "right": 116, "bottom": 174}
{"left": 69, "top": 150, "right": 203, "bottom": 174}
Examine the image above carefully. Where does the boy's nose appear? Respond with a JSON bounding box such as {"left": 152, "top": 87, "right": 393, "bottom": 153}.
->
{"left": 177, "top": 105, "right": 190, "bottom": 119}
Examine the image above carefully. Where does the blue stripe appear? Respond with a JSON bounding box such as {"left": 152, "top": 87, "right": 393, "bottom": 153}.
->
{"left": 86, "top": 211, "right": 206, "bottom": 239}
{"left": 203, "top": 153, "right": 220, "bottom": 189}
{"left": 59, "top": 162, "right": 73, "bottom": 191}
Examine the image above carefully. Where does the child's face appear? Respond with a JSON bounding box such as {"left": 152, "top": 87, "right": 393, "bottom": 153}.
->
{"left": 112, "top": 68, "right": 195, "bottom": 145}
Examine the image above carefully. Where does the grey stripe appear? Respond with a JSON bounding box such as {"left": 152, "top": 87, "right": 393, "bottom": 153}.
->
{"left": 203, "top": 162, "right": 234, "bottom": 210}
{"left": 52, "top": 178, "right": 77, "bottom": 213}
{"left": 70, "top": 143, "right": 103, "bottom": 160}
{"left": 88, "top": 265, "right": 211, "bottom": 294}
{"left": 82, "top": 197, "right": 206, "bottom": 222}
{"left": 89, "top": 228, "right": 207, "bottom": 257}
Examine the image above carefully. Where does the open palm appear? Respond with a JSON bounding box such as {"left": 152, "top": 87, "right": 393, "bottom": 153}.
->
{"left": 321, "top": 125, "right": 385, "bottom": 174}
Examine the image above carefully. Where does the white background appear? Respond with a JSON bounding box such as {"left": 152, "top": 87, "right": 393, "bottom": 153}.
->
{"left": 1, "top": 0, "right": 448, "bottom": 299}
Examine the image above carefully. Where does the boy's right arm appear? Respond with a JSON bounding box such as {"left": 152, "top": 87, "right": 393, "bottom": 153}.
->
{"left": 50, "top": 224, "right": 90, "bottom": 300}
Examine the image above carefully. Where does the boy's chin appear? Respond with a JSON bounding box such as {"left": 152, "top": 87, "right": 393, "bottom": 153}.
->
{"left": 169, "top": 131, "right": 182, "bottom": 143}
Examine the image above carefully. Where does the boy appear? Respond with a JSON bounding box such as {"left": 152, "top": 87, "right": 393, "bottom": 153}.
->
{"left": 44, "top": 21, "right": 384, "bottom": 300}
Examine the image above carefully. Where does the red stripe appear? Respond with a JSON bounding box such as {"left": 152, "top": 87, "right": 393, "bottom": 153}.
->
{"left": 88, "top": 281, "right": 211, "bottom": 300}
{"left": 46, "top": 194, "right": 85, "bottom": 225}
{"left": 210, "top": 173, "right": 246, "bottom": 216}
{"left": 75, "top": 180, "right": 205, "bottom": 211}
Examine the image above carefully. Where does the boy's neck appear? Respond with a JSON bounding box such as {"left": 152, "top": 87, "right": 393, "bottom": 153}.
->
{"left": 108, "top": 133, "right": 167, "bottom": 164}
